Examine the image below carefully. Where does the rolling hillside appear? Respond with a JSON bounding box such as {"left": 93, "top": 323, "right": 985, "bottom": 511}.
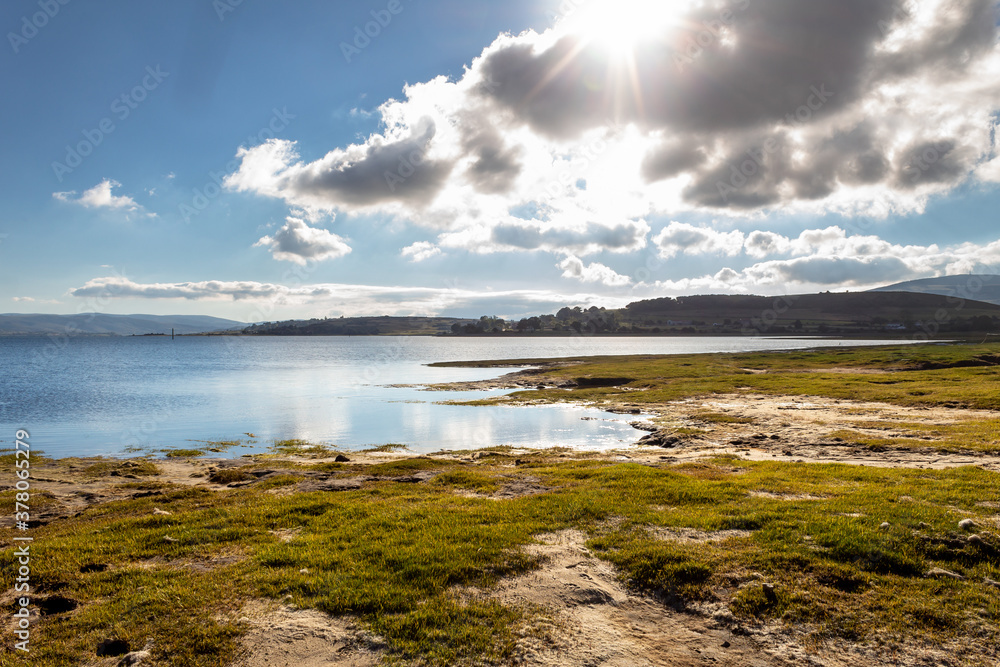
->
{"left": 870, "top": 275, "right": 1000, "bottom": 306}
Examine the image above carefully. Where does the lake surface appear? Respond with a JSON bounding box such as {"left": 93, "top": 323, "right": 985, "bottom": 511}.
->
{"left": 0, "top": 335, "right": 911, "bottom": 458}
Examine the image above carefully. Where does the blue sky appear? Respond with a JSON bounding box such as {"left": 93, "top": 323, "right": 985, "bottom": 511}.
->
{"left": 2, "top": 0, "right": 999, "bottom": 322}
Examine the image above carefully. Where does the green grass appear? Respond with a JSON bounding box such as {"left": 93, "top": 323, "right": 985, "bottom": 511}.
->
{"left": 7, "top": 452, "right": 1000, "bottom": 666}
{"left": 442, "top": 342, "right": 1000, "bottom": 410}
{"left": 162, "top": 448, "right": 205, "bottom": 458}
{"left": 829, "top": 417, "right": 1000, "bottom": 454}
{"left": 693, "top": 411, "right": 756, "bottom": 425}
{"left": 445, "top": 342, "right": 1000, "bottom": 453}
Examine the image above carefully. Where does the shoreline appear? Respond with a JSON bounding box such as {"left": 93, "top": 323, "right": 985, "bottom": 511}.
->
{"left": 4, "top": 340, "right": 1000, "bottom": 666}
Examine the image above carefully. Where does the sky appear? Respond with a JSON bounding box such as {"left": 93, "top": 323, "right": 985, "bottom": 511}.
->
{"left": 2, "top": 0, "right": 999, "bottom": 323}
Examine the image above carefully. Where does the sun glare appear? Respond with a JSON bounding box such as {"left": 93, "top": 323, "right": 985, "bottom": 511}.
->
{"left": 568, "top": 0, "right": 684, "bottom": 56}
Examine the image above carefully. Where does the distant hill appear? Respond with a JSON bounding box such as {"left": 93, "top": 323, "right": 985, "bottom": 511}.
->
{"left": 620, "top": 291, "right": 1000, "bottom": 334}
{"left": 244, "top": 316, "right": 475, "bottom": 336}
{"left": 243, "top": 291, "right": 1000, "bottom": 338}
{"left": 0, "top": 313, "right": 244, "bottom": 335}
{"left": 870, "top": 275, "right": 1000, "bottom": 306}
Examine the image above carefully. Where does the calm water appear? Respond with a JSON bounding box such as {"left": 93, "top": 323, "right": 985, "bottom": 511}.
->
{"left": 0, "top": 335, "right": 908, "bottom": 458}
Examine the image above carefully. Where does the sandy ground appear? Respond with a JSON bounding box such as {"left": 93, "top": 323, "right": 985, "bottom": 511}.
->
{"left": 621, "top": 393, "right": 1000, "bottom": 472}
{"left": 220, "top": 529, "right": 992, "bottom": 667}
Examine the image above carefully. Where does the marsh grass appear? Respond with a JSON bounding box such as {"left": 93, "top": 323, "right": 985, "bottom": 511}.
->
{"left": 8, "top": 453, "right": 999, "bottom": 666}
{"left": 447, "top": 342, "right": 1000, "bottom": 411}
{"left": 162, "top": 448, "right": 205, "bottom": 458}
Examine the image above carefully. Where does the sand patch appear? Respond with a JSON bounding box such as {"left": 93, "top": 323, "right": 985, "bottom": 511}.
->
{"left": 649, "top": 527, "right": 753, "bottom": 543}
{"left": 749, "top": 491, "right": 828, "bottom": 501}
{"left": 228, "top": 600, "right": 384, "bottom": 667}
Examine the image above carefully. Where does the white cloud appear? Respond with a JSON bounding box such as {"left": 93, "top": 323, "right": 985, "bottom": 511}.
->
{"left": 253, "top": 217, "right": 351, "bottom": 265}
{"left": 67, "top": 275, "right": 629, "bottom": 318}
{"left": 644, "top": 235, "right": 1000, "bottom": 294}
{"left": 12, "top": 296, "right": 34, "bottom": 302}
{"left": 220, "top": 0, "right": 999, "bottom": 261}
{"left": 53, "top": 179, "right": 152, "bottom": 217}
{"left": 401, "top": 241, "right": 442, "bottom": 262}
{"left": 977, "top": 156, "right": 1000, "bottom": 183}
{"left": 558, "top": 255, "right": 632, "bottom": 287}
{"left": 653, "top": 222, "right": 745, "bottom": 259}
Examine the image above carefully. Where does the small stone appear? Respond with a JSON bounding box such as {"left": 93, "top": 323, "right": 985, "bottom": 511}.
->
{"left": 164, "top": 536, "right": 179, "bottom": 543}
{"left": 879, "top": 522, "right": 891, "bottom": 531}
{"left": 968, "top": 534, "right": 984, "bottom": 546}
{"left": 152, "top": 508, "right": 171, "bottom": 516}
{"left": 299, "top": 568, "right": 309, "bottom": 574}
{"left": 334, "top": 454, "right": 350, "bottom": 462}
{"left": 917, "top": 522, "right": 931, "bottom": 530}
{"left": 959, "top": 518, "right": 977, "bottom": 531}
{"left": 118, "top": 650, "right": 151, "bottom": 666}
{"left": 926, "top": 567, "right": 965, "bottom": 581}
{"left": 721, "top": 640, "right": 731, "bottom": 648}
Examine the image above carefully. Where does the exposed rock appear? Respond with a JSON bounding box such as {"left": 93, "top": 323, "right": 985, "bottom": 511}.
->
{"left": 879, "top": 522, "right": 891, "bottom": 531}
{"left": 926, "top": 567, "right": 965, "bottom": 581}
{"left": 959, "top": 518, "right": 977, "bottom": 531}
{"left": 118, "top": 650, "right": 151, "bottom": 666}
{"left": 152, "top": 508, "right": 171, "bottom": 516}
{"left": 638, "top": 432, "right": 681, "bottom": 448}
{"left": 334, "top": 454, "right": 350, "bottom": 462}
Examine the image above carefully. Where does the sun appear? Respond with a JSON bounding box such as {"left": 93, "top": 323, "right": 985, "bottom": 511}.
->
{"left": 566, "top": 0, "right": 685, "bottom": 56}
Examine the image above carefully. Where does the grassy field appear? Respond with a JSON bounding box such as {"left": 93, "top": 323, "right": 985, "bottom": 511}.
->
{"left": 3, "top": 341, "right": 1000, "bottom": 665}
{"left": 438, "top": 341, "right": 1000, "bottom": 409}
{"left": 3, "top": 451, "right": 999, "bottom": 665}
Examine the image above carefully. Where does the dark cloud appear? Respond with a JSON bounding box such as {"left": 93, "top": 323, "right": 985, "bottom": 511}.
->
{"left": 894, "top": 139, "right": 973, "bottom": 189}
{"left": 490, "top": 221, "right": 647, "bottom": 253}
{"left": 479, "top": 1, "right": 900, "bottom": 136}
{"left": 291, "top": 120, "right": 453, "bottom": 208}
{"left": 877, "top": 0, "right": 998, "bottom": 79}
{"left": 642, "top": 143, "right": 707, "bottom": 183}
{"left": 752, "top": 255, "right": 913, "bottom": 285}
{"left": 254, "top": 217, "right": 351, "bottom": 265}
{"left": 459, "top": 114, "right": 523, "bottom": 194}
